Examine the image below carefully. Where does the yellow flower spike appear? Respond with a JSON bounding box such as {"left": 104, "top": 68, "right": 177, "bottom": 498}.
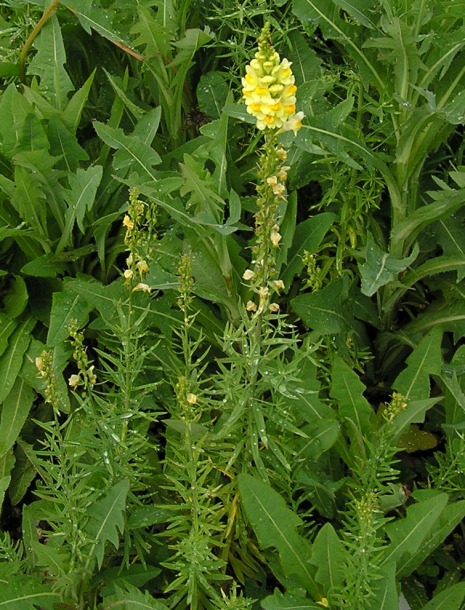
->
{"left": 242, "top": 24, "right": 303, "bottom": 132}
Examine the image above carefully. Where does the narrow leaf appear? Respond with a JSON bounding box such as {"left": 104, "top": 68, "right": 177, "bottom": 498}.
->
{"left": 62, "top": 69, "right": 96, "bottom": 133}
{"left": 366, "top": 562, "right": 399, "bottom": 610}
{"left": 381, "top": 493, "right": 448, "bottom": 569}
{"left": 393, "top": 327, "right": 443, "bottom": 401}
{"left": 422, "top": 583, "right": 465, "bottom": 610}
{"left": 0, "top": 475, "right": 11, "bottom": 514}
{"left": 309, "top": 523, "right": 344, "bottom": 590}
{"left": 197, "top": 71, "right": 229, "bottom": 119}
{"left": 0, "top": 377, "right": 34, "bottom": 457}
{"left": 392, "top": 183, "right": 465, "bottom": 244}
{"left": 291, "top": 277, "right": 352, "bottom": 334}
{"left": 0, "top": 581, "right": 59, "bottom": 609}
{"left": 56, "top": 165, "right": 103, "bottom": 253}
{"left": 282, "top": 213, "right": 335, "bottom": 287}
{"left": 390, "top": 397, "right": 440, "bottom": 438}
{"left": 47, "top": 288, "right": 92, "bottom": 347}
{"left": 93, "top": 121, "right": 161, "bottom": 178}
{"left": 9, "top": 441, "right": 36, "bottom": 506}
{"left": 47, "top": 117, "right": 89, "bottom": 172}
{"left": 238, "top": 473, "right": 319, "bottom": 597}
{"left": 101, "top": 584, "right": 169, "bottom": 609}
{"left": 397, "top": 500, "right": 465, "bottom": 578}
{"left": 0, "top": 318, "right": 35, "bottom": 404}
{"left": 28, "top": 14, "right": 73, "bottom": 109}
{"left": 330, "top": 355, "right": 376, "bottom": 437}
{"left": 262, "top": 589, "right": 322, "bottom": 610}
{"left": 287, "top": 30, "right": 322, "bottom": 86}
{"left": 359, "top": 233, "right": 419, "bottom": 297}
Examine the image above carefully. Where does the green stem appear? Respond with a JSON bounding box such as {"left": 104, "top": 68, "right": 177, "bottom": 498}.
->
{"left": 18, "top": 0, "right": 60, "bottom": 83}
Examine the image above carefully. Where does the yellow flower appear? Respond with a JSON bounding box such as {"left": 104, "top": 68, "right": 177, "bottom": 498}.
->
{"left": 123, "top": 214, "right": 134, "bottom": 230}
{"left": 133, "top": 282, "right": 151, "bottom": 293}
{"left": 266, "top": 175, "right": 278, "bottom": 186}
{"left": 280, "top": 111, "right": 305, "bottom": 136}
{"left": 68, "top": 374, "right": 80, "bottom": 388}
{"left": 242, "top": 25, "right": 303, "bottom": 132}
{"left": 136, "top": 259, "right": 149, "bottom": 276}
{"left": 246, "top": 300, "right": 257, "bottom": 312}
{"left": 271, "top": 183, "right": 285, "bottom": 198}
{"left": 242, "top": 269, "right": 255, "bottom": 281}
{"left": 270, "top": 228, "right": 282, "bottom": 247}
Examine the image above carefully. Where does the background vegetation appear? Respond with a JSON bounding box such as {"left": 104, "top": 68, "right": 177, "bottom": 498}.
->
{"left": 1, "top": 0, "right": 465, "bottom": 609}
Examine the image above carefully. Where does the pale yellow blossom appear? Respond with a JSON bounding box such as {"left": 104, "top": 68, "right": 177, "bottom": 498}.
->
{"left": 242, "top": 269, "right": 255, "bottom": 281}
{"left": 123, "top": 214, "right": 134, "bottom": 230}
{"left": 133, "top": 282, "right": 151, "bottom": 293}
{"left": 280, "top": 111, "right": 305, "bottom": 135}
{"left": 270, "top": 229, "right": 282, "bottom": 247}
{"left": 68, "top": 374, "right": 80, "bottom": 388}
{"left": 87, "top": 365, "right": 97, "bottom": 385}
{"left": 272, "top": 183, "right": 285, "bottom": 198}
{"left": 273, "top": 279, "right": 285, "bottom": 291}
{"left": 246, "top": 300, "right": 257, "bottom": 312}
{"left": 136, "top": 259, "right": 149, "bottom": 275}
{"left": 186, "top": 393, "right": 198, "bottom": 405}
{"left": 124, "top": 269, "right": 134, "bottom": 280}
{"left": 269, "top": 303, "right": 280, "bottom": 313}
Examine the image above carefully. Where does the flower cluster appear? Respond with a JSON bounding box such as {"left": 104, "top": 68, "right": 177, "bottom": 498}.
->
{"left": 177, "top": 252, "right": 194, "bottom": 315}
{"left": 383, "top": 392, "right": 409, "bottom": 423}
{"left": 122, "top": 188, "right": 157, "bottom": 293}
{"left": 67, "top": 319, "right": 97, "bottom": 394}
{"left": 242, "top": 23, "right": 303, "bottom": 132}
{"left": 241, "top": 143, "right": 290, "bottom": 314}
{"left": 36, "top": 349, "right": 61, "bottom": 410}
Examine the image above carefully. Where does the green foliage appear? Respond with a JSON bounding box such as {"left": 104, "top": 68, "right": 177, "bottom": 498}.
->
{"left": 1, "top": 1, "right": 465, "bottom": 609}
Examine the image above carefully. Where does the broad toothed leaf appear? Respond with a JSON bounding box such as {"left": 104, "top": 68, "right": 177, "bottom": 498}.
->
{"left": 28, "top": 14, "right": 73, "bottom": 109}
{"left": 85, "top": 479, "right": 130, "bottom": 569}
